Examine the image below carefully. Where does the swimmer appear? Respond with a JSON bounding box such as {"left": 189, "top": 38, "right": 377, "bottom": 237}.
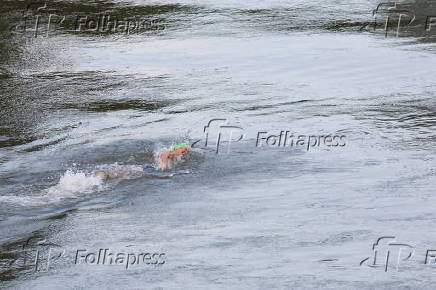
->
{"left": 159, "top": 143, "right": 190, "bottom": 171}
{"left": 93, "top": 144, "right": 190, "bottom": 180}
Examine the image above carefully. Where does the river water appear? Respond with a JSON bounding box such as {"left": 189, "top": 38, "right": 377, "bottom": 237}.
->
{"left": 0, "top": 0, "right": 435, "bottom": 289}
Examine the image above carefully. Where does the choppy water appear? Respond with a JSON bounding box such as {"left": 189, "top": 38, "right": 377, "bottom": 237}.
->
{"left": 0, "top": 0, "right": 435, "bottom": 289}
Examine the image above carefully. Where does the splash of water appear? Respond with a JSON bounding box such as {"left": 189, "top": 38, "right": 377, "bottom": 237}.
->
{"left": 46, "top": 170, "right": 105, "bottom": 197}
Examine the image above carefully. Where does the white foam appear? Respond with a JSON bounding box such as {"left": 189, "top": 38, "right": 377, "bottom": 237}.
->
{"left": 46, "top": 170, "right": 105, "bottom": 198}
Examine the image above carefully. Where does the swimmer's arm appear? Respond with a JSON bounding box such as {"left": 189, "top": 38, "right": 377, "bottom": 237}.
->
{"left": 95, "top": 171, "right": 109, "bottom": 180}
{"left": 142, "top": 174, "right": 171, "bottom": 179}
{"left": 95, "top": 170, "right": 170, "bottom": 180}
{"left": 160, "top": 151, "right": 176, "bottom": 171}
{"left": 94, "top": 170, "right": 128, "bottom": 180}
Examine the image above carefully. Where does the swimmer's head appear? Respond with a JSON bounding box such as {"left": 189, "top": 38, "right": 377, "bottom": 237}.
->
{"left": 174, "top": 147, "right": 189, "bottom": 156}
{"left": 172, "top": 144, "right": 189, "bottom": 156}
{"left": 172, "top": 144, "right": 189, "bottom": 155}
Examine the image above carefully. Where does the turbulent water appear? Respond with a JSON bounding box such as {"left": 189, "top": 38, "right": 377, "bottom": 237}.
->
{"left": 0, "top": 0, "right": 435, "bottom": 288}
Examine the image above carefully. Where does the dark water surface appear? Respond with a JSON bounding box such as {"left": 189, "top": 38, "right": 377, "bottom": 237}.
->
{"left": 0, "top": 0, "right": 436, "bottom": 289}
